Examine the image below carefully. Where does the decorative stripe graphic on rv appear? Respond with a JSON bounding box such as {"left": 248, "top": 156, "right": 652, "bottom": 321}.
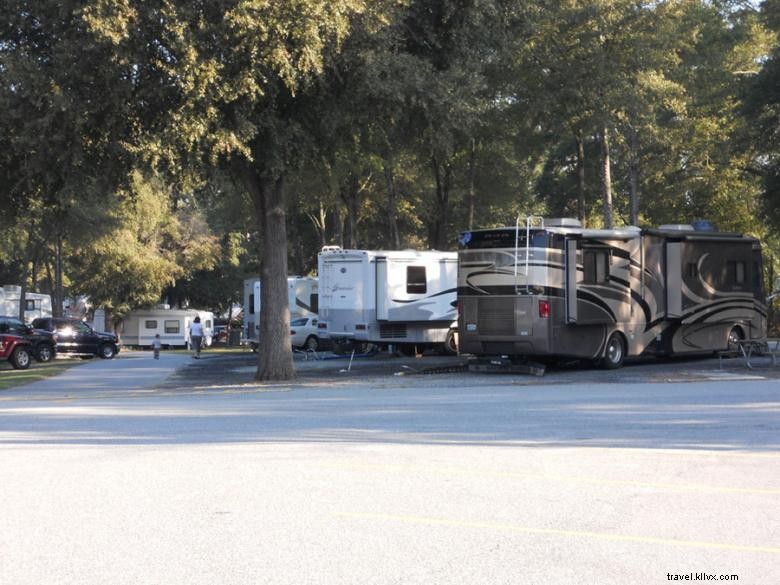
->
{"left": 390, "top": 288, "right": 458, "bottom": 304}
{"left": 295, "top": 299, "right": 312, "bottom": 311}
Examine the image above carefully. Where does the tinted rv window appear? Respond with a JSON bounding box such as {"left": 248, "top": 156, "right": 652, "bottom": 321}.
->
{"left": 583, "top": 249, "right": 609, "bottom": 284}
{"left": 145, "top": 320, "right": 158, "bottom": 329}
{"left": 25, "top": 299, "right": 36, "bottom": 310}
{"left": 728, "top": 261, "right": 746, "bottom": 285}
{"left": 165, "top": 320, "right": 180, "bottom": 334}
{"left": 249, "top": 294, "right": 255, "bottom": 314}
{"left": 310, "top": 293, "right": 319, "bottom": 314}
{"left": 407, "top": 266, "right": 427, "bottom": 294}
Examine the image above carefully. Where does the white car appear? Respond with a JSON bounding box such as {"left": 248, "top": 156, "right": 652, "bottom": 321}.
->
{"left": 290, "top": 317, "right": 320, "bottom": 351}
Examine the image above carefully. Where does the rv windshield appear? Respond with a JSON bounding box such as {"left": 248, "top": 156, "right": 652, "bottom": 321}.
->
{"left": 458, "top": 229, "right": 553, "bottom": 250}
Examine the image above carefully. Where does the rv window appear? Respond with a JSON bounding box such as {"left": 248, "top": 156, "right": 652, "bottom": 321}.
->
{"left": 249, "top": 294, "right": 255, "bottom": 314}
{"left": 205, "top": 320, "right": 212, "bottom": 328}
{"left": 583, "top": 250, "right": 609, "bottom": 284}
{"left": 165, "top": 320, "right": 180, "bottom": 334}
{"left": 145, "top": 320, "right": 158, "bottom": 329}
{"left": 407, "top": 266, "right": 427, "bottom": 294}
{"left": 310, "top": 293, "right": 319, "bottom": 314}
{"left": 728, "top": 261, "right": 746, "bottom": 285}
{"left": 25, "top": 299, "right": 36, "bottom": 311}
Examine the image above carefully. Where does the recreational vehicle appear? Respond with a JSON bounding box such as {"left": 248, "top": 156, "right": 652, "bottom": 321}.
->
{"left": 457, "top": 217, "right": 766, "bottom": 368}
{"left": 243, "top": 276, "right": 318, "bottom": 347}
{"left": 120, "top": 308, "right": 214, "bottom": 348}
{"left": 317, "top": 248, "right": 458, "bottom": 351}
{"left": 0, "top": 285, "right": 52, "bottom": 321}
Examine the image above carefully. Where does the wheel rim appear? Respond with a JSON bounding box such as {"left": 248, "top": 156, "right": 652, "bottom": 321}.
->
{"left": 17, "top": 350, "right": 30, "bottom": 367}
{"left": 607, "top": 335, "right": 623, "bottom": 364}
{"left": 728, "top": 328, "right": 742, "bottom": 353}
{"left": 305, "top": 336, "right": 318, "bottom": 351}
{"left": 38, "top": 346, "right": 52, "bottom": 361}
{"left": 102, "top": 345, "right": 114, "bottom": 358}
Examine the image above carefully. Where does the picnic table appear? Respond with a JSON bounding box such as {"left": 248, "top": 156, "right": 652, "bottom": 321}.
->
{"left": 722, "top": 338, "right": 780, "bottom": 369}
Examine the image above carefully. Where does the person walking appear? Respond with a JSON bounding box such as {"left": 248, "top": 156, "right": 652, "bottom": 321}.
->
{"left": 152, "top": 333, "right": 161, "bottom": 360}
{"left": 190, "top": 316, "right": 204, "bottom": 359}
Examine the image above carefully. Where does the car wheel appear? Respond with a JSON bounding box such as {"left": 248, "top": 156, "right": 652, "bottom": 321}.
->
{"left": 10, "top": 347, "right": 31, "bottom": 370}
{"left": 304, "top": 335, "right": 319, "bottom": 351}
{"left": 36, "top": 344, "right": 54, "bottom": 363}
{"left": 99, "top": 344, "right": 117, "bottom": 359}
{"left": 601, "top": 332, "right": 625, "bottom": 370}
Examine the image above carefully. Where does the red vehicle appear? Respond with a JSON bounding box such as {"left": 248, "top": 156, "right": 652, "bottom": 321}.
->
{"left": 0, "top": 333, "right": 32, "bottom": 370}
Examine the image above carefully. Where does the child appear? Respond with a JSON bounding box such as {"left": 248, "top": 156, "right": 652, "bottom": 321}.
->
{"left": 152, "top": 333, "right": 161, "bottom": 360}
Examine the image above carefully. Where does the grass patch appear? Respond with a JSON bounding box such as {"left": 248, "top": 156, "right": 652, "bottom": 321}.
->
{"left": 0, "top": 358, "right": 86, "bottom": 391}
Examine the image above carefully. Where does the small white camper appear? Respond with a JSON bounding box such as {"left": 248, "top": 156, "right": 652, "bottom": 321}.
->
{"left": 120, "top": 308, "right": 214, "bottom": 348}
{"left": 242, "top": 276, "right": 318, "bottom": 346}
{"left": 317, "top": 248, "right": 457, "bottom": 351}
{"left": 0, "top": 285, "right": 53, "bottom": 321}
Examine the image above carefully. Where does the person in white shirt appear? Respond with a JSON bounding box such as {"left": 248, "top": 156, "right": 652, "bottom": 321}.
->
{"left": 190, "top": 316, "right": 204, "bottom": 359}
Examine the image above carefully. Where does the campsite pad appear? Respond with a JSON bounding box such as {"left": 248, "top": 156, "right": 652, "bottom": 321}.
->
{"left": 156, "top": 349, "right": 780, "bottom": 393}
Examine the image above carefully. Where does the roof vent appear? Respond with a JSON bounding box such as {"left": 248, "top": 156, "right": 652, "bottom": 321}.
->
{"left": 544, "top": 218, "right": 582, "bottom": 228}
{"left": 658, "top": 224, "right": 695, "bottom": 231}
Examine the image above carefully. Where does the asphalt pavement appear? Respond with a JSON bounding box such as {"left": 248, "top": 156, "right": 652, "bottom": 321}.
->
{"left": 0, "top": 350, "right": 778, "bottom": 585}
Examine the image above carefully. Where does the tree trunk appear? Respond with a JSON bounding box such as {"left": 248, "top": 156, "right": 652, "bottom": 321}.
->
{"left": 467, "top": 138, "right": 476, "bottom": 230}
{"left": 575, "top": 131, "right": 587, "bottom": 227}
{"left": 383, "top": 157, "right": 401, "bottom": 248}
{"left": 53, "top": 234, "right": 64, "bottom": 318}
{"left": 340, "top": 173, "right": 360, "bottom": 249}
{"left": 430, "top": 157, "right": 451, "bottom": 250}
{"left": 600, "top": 126, "right": 613, "bottom": 229}
{"left": 245, "top": 166, "right": 295, "bottom": 381}
{"left": 628, "top": 127, "right": 640, "bottom": 226}
{"left": 18, "top": 227, "right": 34, "bottom": 321}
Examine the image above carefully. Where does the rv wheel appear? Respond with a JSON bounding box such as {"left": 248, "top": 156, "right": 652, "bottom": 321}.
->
{"left": 727, "top": 326, "right": 744, "bottom": 356}
{"left": 601, "top": 333, "right": 625, "bottom": 369}
{"left": 442, "top": 329, "right": 458, "bottom": 355}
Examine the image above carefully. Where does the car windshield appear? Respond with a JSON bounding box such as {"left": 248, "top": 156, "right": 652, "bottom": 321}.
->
{"left": 291, "top": 318, "right": 309, "bottom": 326}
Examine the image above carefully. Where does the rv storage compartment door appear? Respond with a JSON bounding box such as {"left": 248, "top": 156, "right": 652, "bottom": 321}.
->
{"left": 565, "top": 239, "right": 578, "bottom": 324}
{"left": 665, "top": 241, "right": 682, "bottom": 318}
{"left": 376, "top": 258, "right": 388, "bottom": 320}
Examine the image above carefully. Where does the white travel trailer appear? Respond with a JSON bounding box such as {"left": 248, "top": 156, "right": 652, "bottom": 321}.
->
{"left": 120, "top": 308, "right": 214, "bottom": 348}
{"left": 317, "top": 248, "right": 458, "bottom": 351}
{"left": 458, "top": 217, "right": 766, "bottom": 368}
{"left": 0, "top": 285, "right": 53, "bottom": 321}
{"left": 243, "top": 276, "right": 318, "bottom": 346}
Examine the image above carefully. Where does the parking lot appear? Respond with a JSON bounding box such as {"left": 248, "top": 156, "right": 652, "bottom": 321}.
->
{"left": 1, "top": 350, "right": 778, "bottom": 585}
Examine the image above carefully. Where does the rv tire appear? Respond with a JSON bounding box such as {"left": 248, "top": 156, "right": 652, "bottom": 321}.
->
{"left": 601, "top": 332, "right": 626, "bottom": 369}
{"left": 442, "top": 329, "right": 458, "bottom": 355}
{"left": 727, "top": 326, "right": 744, "bottom": 356}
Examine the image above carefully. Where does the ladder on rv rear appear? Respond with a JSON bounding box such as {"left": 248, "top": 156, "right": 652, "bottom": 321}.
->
{"left": 514, "top": 215, "right": 544, "bottom": 294}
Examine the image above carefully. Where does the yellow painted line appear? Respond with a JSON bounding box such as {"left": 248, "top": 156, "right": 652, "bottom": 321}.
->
{"left": 324, "top": 463, "right": 780, "bottom": 496}
{"left": 337, "top": 512, "right": 780, "bottom": 554}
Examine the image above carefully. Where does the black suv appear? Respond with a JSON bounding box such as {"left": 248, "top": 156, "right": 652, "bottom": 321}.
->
{"left": 31, "top": 317, "right": 120, "bottom": 359}
{"left": 0, "top": 316, "right": 57, "bottom": 362}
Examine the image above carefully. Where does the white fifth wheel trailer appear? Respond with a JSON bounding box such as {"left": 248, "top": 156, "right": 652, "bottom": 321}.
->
{"left": 0, "top": 285, "right": 52, "bottom": 321}
{"left": 119, "top": 308, "right": 214, "bottom": 348}
{"left": 242, "top": 276, "right": 318, "bottom": 348}
{"left": 317, "top": 248, "right": 458, "bottom": 351}
{"left": 457, "top": 217, "right": 766, "bottom": 368}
